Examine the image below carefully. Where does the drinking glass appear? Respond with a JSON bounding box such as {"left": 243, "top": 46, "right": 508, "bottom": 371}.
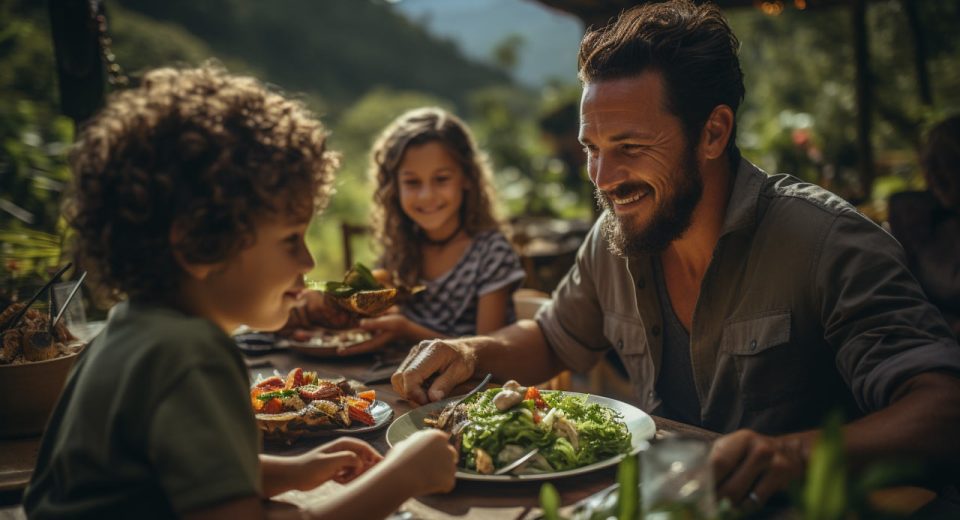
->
{"left": 641, "top": 436, "right": 716, "bottom": 519}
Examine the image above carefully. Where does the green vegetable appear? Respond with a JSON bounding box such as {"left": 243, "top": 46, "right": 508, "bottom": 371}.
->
{"left": 459, "top": 389, "right": 632, "bottom": 473}
{"left": 343, "top": 262, "right": 382, "bottom": 291}
{"left": 256, "top": 389, "right": 298, "bottom": 401}
{"left": 320, "top": 262, "right": 383, "bottom": 297}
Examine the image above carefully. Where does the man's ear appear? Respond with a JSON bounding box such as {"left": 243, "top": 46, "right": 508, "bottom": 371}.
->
{"left": 699, "top": 105, "right": 735, "bottom": 161}
{"left": 169, "top": 223, "right": 217, "bottom": 281}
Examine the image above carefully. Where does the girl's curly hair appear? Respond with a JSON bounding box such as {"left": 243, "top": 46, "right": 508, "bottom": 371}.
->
{"left": 64, "top": 64, "right": 338, "bottom": 304}
{"left": 369, "top": 107, "right": 504, "bottom": 285}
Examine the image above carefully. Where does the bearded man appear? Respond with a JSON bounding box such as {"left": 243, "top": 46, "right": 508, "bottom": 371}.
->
{"left": 391, "top": 0, "right": 960, "bottom": 508}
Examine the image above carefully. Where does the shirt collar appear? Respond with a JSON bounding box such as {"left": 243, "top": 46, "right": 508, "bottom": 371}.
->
{"left": 719, "top": 158, "right": 767, "bottom": 237}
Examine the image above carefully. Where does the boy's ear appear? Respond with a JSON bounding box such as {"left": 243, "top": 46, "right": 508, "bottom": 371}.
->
{"left": 699, "top": 105, "right": 735, "bottom": 161}
{"left": 169, "top": 224, "right": 217, "bottom": 281}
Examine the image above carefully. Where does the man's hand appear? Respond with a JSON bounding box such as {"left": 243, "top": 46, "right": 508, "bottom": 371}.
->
{"left": 710, "top": 429, "right": 809, "bottom": 510}
{"left": 392, "top": 339, "right": 477, "bottom": 404}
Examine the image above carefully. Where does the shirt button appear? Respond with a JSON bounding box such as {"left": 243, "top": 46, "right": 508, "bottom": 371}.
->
{"left": 617, "top": 339, "right": 624, "bottom": 349}
{"left": 651, "top": 325, "right": 661, "bottom": 337}
{"left": 636, "top": 277, "right": 646, "bottom": 289}
{"left": 647, "top": 391, "right": 654, "bottom": 399}
{"left": 749, "top": 339, "right": 758, "bottom": 351}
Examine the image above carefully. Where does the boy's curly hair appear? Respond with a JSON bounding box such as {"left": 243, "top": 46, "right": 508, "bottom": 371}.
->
{"left": 64, "top": 64, "right": 338, "bottom": 303}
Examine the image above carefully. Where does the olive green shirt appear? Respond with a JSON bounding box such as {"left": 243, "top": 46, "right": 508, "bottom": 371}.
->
{"left": 537, "top": 159, "right": 960, "bottom": 434}
{"left": 24, "top": 301, "right": 261, "bottom": 519}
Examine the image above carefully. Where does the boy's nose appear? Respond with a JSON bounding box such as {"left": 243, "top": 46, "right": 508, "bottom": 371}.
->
{"left": 299, "top": 244, "right": 315, "bottom": 272}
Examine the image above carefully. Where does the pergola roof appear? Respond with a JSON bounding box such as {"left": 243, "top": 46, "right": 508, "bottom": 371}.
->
{"left": 534, "top": 0, "right": 869, "bottom": 27}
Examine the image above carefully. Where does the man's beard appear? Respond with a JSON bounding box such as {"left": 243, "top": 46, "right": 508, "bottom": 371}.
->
{"left": 596, "top": 145, "right": 703, "bottom": 257}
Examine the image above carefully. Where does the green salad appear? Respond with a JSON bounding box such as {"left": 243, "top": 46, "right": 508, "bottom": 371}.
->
{"left": 450, "top": 385, "right": 632, "bottom": 474}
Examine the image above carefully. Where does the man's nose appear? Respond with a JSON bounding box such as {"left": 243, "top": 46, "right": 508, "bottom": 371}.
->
{"left": 591, "top": 154, "right": 626, "bottom": 191}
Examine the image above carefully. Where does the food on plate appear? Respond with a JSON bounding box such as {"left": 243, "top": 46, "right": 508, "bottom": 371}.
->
{"left": 426, "top": 380, "right": 632, "bottom": 475}
{"left": 283, "top": 327, "right": 374, "bottom": 348}
{"left": 0, "top": 303, "right": 80, "bottom": 365}
{"left": 284, "top": 263, "right": 426, "bottom": 331}
{"left": 251, "top": 367, "right": 379, "bottom": 441}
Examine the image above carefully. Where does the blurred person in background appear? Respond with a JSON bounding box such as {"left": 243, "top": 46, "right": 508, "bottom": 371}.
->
{"left": 888, "top": 115, "right": 960, "bottom": 338}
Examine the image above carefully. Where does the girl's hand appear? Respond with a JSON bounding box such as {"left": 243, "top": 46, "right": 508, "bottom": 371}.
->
{"left": 385, "top": 429, "right": 458, "bottom": 495}
{"left": 336, "top": 314, "right": 411, "bottom": 355}
{"left": 360, "top": 314, "right": 411, "bottom": 336}
{"left": 298, "top": 438, "right": 383, "bottom": 487}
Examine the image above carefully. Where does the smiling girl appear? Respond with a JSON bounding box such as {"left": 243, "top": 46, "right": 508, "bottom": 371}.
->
{"left": 357, "top": 107, "right": 525, "bottom": 345}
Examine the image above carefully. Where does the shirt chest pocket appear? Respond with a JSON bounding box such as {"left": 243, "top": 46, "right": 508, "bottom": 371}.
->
{"left": 721, "top": 311, "right": 806, "bottom": 409}
{"left": 603, "top": 313, "right": 647, "bottom": 357}
{"left": 602, "top": 313, "right": 654, "bottom": 400}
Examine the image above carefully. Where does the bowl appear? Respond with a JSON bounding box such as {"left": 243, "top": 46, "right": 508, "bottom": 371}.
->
{"left": 0, "top": 348, "right": 82, "bottom": 438}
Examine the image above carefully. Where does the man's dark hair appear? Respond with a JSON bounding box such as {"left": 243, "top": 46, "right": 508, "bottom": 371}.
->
{"left": 578, "top": 0, "right": 745, "bottom": 168}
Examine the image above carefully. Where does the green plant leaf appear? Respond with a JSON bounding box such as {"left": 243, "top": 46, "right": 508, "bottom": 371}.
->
{"left": 803, "top": 411, "right": 847, "bottom": 520}
{"left": 540, "top": 482, "right": 562, "bottom": 520}
{"left": 617, "top": 453, "right": 639, "bottom": 520}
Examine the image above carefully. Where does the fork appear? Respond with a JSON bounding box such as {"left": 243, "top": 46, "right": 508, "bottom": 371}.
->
{"left": 493, "top": 447, "right": 540, "bottom": 475}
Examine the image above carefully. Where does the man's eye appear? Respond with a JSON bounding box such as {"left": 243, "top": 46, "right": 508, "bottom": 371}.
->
{"left": 621, "top": 144, "right": 646, "bottom": 154}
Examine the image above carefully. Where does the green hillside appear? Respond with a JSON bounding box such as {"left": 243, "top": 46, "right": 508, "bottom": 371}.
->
{"left": 111, "top": 0, "right": 512, "bottom": 113}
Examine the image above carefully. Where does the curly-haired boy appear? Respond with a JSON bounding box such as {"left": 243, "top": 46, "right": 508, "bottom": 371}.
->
{"left": 24, "top": 65, "right": 456, "bottom": 519}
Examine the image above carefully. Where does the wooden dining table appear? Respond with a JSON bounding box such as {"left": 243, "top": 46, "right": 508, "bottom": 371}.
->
{"left": 249, "top": 343, "right": 716, "bottom": 520}
{"left": 0, "top": 341, "right": 945, "bottom": 519}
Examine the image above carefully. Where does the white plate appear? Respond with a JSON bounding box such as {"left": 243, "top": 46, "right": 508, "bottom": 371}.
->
{"left": 385, "top": 391, "right": 655, "bottom": 481}
{"left": 257, "top": 399, "right": 393, "bottom": 441}
{"left": 278, "top": 328, "right": 374, "bottom": 358}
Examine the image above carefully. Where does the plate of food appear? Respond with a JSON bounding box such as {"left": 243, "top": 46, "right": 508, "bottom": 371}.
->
{"left": 385, "top": 381, "right": 655, "bottom": 481}
{"left": 278, "top": 328, "right": 374, "bottom": 358}
{"left": 251, "top": 367, "right": 393, "bottom": 443}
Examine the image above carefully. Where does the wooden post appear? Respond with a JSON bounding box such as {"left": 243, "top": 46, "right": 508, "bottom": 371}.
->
{"left": 852, "top": 0, "right": 875, "bottom": 202}
{"left": 901, "top": 0, "right": 933, "bottom": 106}
{"left": 48, "top": 0, "right": 105, "bottom": 127}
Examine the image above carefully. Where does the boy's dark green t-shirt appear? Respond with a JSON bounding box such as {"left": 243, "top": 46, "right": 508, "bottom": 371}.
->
{"left": 23, "top": 301, "right": 261, "bottom": 519}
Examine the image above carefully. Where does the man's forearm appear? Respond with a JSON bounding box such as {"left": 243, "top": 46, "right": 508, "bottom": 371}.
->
{"left": 472, "top": 319, "right": 566, "bottom": 385}
{"left": 839, "top": 372, "right": 960, "bottom": 469}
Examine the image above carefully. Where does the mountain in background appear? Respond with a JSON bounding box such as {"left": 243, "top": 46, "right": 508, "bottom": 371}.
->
{"left": 112, "top": 0, "right": 513, "bottom": 111}
{"left": 392, "top": 0, "right": 584, "bottom": 87}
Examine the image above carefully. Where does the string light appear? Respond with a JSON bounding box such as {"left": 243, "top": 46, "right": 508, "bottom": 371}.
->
{"left": 757, "top": 1, "right": 785, "bottom": 16}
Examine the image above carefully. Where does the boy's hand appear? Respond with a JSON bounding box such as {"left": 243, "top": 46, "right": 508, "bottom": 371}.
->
{"left": 298, "top": 438, "right": 383, "bottom": 487}
{"left": 387, "top": 429, "right": 458, "bottom": 495}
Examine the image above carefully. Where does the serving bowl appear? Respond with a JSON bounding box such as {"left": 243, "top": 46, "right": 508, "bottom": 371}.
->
{"left": 0, "top": 347, "right": 82, "bottom": 438}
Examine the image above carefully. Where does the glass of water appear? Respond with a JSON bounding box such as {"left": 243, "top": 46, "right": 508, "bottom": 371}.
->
{"left": 641, "top": 436, "right": 716, "bottom": 519}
